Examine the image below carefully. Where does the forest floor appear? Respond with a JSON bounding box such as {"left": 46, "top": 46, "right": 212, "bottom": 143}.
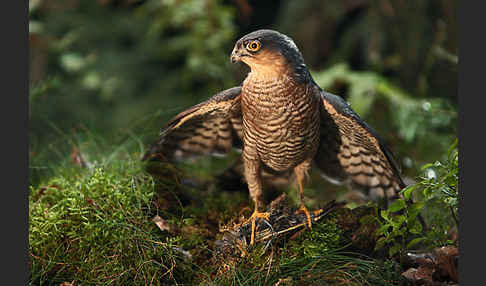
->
{"left": 29, "top": 141, "right": 458, "bottom": 286}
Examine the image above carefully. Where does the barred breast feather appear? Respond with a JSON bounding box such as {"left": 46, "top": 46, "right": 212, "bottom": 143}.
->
{"left": 241, "top": 74, "right": 320, "bottom": 172}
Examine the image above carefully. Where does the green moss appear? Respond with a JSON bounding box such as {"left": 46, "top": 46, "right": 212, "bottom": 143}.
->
{"left": 291, "top": 218, "right": 344, "bottom": 257}
{"left": 30, "top": 153, "right": 409, "bottom": 286}
{"left": 29, "top": 162, "right": 193, "bottom": 285}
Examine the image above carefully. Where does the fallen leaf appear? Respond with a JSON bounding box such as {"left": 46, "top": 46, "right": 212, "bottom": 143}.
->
{"left": 414, "top": 262, "right": 435, "bottom": 283}
{"left": 152, "top": 215, "right": 170, "bottom": 232}
{"left": 434, "top": 246, "right": 458, "bottom": 282}
{"left": 401, "top": 267, "right": 417, "bottom": 281}
{"left": 402, "top": 246, "right": 459, "bottom": 285}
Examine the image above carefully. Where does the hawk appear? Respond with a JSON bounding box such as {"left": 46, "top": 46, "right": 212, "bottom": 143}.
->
{"left": 143, "top": 29, "right": 405, "bottom": 245}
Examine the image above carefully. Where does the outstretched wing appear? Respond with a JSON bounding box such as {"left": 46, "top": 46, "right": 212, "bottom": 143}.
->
{"left": 142, "top": 87, "right": 243, "bottom": 162}
{"left": 314, "top": 90, "right": 405, "bottom": 199}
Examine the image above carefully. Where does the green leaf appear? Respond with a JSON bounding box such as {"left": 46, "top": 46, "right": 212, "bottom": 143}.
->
{"left": 380, "top": 210, "right": 390, "bottom": 222}
{"left": 402, "top": 185, "right": 416, "bottom": 200}
{"left": 407, "top": 237, "right": 428, "bottom": 249}
{"left": 420, "top": 163, "right": 435, "bottom": 171}
{"left": 389, "top": 227, "right": 405, "bottom": 238}
{"left": 423, "top": 186, "right": 433, "bottom": 198}
{"left": 408, "top": 218, "right": 423, "bottom": 234}
{"left": 359, "top": 214, "right": 376, "bottom": 225}
{"left": 448, "top": 139, "right": 458, "bottom": 157}
{"left": 389, "top": 244, "right": 401, "bottom": 257}
{"left": 375, "top": 236, "right": 387, "bottom": 251}
{"left": 391, "top": 215, "right": 406, "bottom": 228}
{"left": 377, "top": 224, "right": 390, "bottom": 235}
{"left": 388, "top": 199, "right": 406, "bottom": 213}
{"left": 407, "top": 202, "right": 424, "bottom": 220}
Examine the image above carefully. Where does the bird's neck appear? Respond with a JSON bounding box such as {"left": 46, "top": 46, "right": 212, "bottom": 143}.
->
{"left": 245, "top": 66, "right": 294, "bottom": 84}
{"left": 246, "top": 64, "right": 290, "bottom": 81}
{"left": 245, "top": 64, "right": 311, "bottom": 86}
{"left": 244, "top": 71, "right": 290, "bottom": 91}
{"left": 242, "top": 70, "right": 309, "bottom": 104}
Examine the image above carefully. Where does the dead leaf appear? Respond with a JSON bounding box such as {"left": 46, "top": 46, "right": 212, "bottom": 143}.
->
{"left": 434, "top": 246, "right": 458, "bottom": 282}
{"left": 402, "top": 246, "right": 459, "bottom": 285}
{"left": 414, "top": 262, "right": 435, "bottom": 283}
{"left": 401, "top": 268, "right": 417, "bottom": 281}
{"left": 152, "top": 215, "right": 170, "bottom": 232}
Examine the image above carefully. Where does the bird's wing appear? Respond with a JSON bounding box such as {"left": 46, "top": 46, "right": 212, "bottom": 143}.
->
{"left": 142, "top": 87, "right": 243, "bottom": 161}
{"left": 314, "top": 89, "right": 405, "bottom": 198}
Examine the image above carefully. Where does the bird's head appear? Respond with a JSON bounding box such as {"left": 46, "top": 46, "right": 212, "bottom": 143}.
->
{"left": 230, "top": 29, "right": 309, "bottom": 81}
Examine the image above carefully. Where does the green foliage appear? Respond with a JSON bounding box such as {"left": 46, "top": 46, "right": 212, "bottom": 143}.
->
{"left": 29, "top": 159, "right": 192, "bottom": 285}
{"left": 374, "top": 139, "right": 458, "bottom": 258}
{"left": 406, "top": 139, "right": 458, "bottom": 210}
{"left": 374, "top": 199, "right": 424, "bottom": 257}
{"left": 211, "top": 253, "right": 406, "bottom": 286}
{"left": 29, "top": 0, "right": 237, "bottom": 159}
{"left": 209, "top": 220, "right": 406, "bottom": 286}
{"left": 30, "top": 144, "right": 407, "bottom": 285}
{"left": 290, "top": 216, "right": 343, "bottom": 257}
{"left": 403, "top": 138, "right": 458, "bottom": 245}
{"left": 198, "top": 204, "right": 408, "bottom": 285}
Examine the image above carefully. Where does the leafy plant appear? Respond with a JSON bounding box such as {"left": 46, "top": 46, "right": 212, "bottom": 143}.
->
{"left": 374, "top": 199, "right": 425, "bottom": 258}
{"left": 29, "top": 0, "right": 238, "bottom": 162}
{"left": 406, "top": 139, "right": 458, "bottom": 216}
{"left": 374, "top": 139, "right": 458, "bottom": 258}
{"left": 402, "top": 138, "right": 458, "bottom": 245}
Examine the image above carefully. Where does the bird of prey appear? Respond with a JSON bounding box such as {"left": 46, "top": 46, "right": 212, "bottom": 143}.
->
{"left": 143, "top": 29, "right": 405, "bottom": 245}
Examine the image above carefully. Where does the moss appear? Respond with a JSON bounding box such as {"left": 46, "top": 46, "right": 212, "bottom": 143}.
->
{"left": 29, "top": 162, "right": 194, "bottom": 285}
{"left": 290, "top": 218, "right": 344, "bottom": 257}
{"left": 29, "top": 139, "right": 407, "bottom": 286}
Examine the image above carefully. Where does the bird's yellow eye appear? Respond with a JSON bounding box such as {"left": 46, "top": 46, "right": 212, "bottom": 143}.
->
{"left": 246, "top": 40, "right": 261, "bottom": 52}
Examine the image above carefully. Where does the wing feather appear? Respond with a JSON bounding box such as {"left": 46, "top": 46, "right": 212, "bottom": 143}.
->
{"left": 314, "top": 90, "right": 405, "bottom": 199}
{"left": 142, "top": 87, "right": 243, "bottom": 161}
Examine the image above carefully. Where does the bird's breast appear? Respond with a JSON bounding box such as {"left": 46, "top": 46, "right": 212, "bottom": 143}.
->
{"left": 241, "top": 75, "right": 320, "bottom": 171}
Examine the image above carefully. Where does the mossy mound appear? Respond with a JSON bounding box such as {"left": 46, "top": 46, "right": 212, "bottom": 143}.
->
{"left": 29, "top": 162, "right": 193, "bottom": 285}
{"left": 30, "top": 155, "right": 407, "bottom": 285}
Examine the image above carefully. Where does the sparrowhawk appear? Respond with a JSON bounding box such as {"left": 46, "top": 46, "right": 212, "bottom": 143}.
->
{"left": 143, "top": 29, "right": 405, "bottom": 245}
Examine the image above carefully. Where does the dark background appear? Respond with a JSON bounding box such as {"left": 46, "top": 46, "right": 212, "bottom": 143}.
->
{"left": 28, "top": 0, "right": 458, "bottom": 187}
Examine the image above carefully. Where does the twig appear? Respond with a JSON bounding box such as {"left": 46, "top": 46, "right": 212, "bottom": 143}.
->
{"left": 449, "top": 206, "right": 458, "bottom": 226}
{"left": 263, "top": 248, "right": 274, "bottom": 286}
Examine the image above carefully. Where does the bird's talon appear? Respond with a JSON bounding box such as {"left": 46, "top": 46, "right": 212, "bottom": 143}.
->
{"left": 248, "top": 210, "right": 271, "bottom": 245}
{"left": 297, "top": 204, "right": 313, "bottom": 229}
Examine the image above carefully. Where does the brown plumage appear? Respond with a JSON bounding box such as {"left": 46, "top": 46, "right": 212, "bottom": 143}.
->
{"left": 143, "top": 30, "right": 405, "bottom": 244}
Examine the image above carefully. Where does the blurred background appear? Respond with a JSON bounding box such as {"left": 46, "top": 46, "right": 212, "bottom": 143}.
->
{"left": 29, "top": 0, "right": 458, "bottom": 193}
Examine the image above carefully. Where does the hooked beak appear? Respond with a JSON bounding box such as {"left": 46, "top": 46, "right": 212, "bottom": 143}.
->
{"left": 230, "top": 46, "right": 241, "bottom": 64}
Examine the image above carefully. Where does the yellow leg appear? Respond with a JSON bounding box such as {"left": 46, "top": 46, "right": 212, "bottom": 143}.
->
{"left": 297, "top": 178, "right": 312, "bottom": 228}
{"left": 248, "top": 208, "right": 271, "bottom": 245}
{"left": 243, "top": 157, "right": 270, "bottom": 245}
{"left": 294, "top": 162, "right": 312, "bottom": 228}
